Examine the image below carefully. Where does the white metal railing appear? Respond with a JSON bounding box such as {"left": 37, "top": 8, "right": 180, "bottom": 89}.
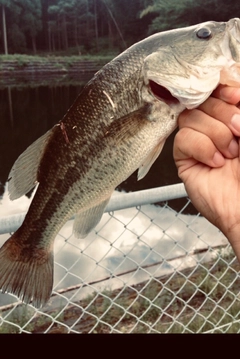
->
{"left": 0, "top": 183, "right": 187, "bottom": 234}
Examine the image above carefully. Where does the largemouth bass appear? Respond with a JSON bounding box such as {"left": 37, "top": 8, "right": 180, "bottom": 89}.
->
{"left": 1, "top": 19, "right": 240, "bottom": 307}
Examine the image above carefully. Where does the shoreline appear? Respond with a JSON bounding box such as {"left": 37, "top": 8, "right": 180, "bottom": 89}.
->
{"left": 0, "top": 55, "right": 114, "bottom": 88}
{"left": 0, "top": 54, "right": 113, "bottom": 75}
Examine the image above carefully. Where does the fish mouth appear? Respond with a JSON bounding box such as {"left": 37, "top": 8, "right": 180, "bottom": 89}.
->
{"left": 219, "top": 19, "right": 240, "bottom": 85}
{"left": 227, "top": 18, "right": 240, "bottom": 47}
{"left": 149, "top": 80, "right": 179, "bottom": 105}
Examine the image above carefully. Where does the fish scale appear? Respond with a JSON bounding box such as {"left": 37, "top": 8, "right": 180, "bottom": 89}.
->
{"left": 1, "top": 19, "right": 240, "bottom": 307}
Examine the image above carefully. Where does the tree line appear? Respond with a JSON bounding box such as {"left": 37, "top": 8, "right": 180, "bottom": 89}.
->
{"left": 1, "top": 0, "right": 240, "bottom": 56}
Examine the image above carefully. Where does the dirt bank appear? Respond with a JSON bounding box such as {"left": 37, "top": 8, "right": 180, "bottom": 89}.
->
{"left": 0, "top": 59, "right": 109, "bottom": 75}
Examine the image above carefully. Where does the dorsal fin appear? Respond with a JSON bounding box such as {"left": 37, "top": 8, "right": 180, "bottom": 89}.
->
{"left": 8, "top": 129, "right": 53, "bottom": 200}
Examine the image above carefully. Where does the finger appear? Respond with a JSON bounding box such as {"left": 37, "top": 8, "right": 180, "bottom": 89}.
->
{"left": 212, "top": 85, "right": 240, "bottom": 105}
{"left": 174, "top": 127, "right": 225, "bottom": 169}
{"left": 178, "top": 109, "right": 239, "bottom": 158}
{"left": 198, "top": 96, "right": 240, "bottom": 137}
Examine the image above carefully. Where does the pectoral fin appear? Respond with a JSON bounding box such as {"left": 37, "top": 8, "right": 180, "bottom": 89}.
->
{"left": 137, "top": 139, "right": 166, "bottom": 180}
{"left": 73, "top": 197, "right": 111, "bottom": 238}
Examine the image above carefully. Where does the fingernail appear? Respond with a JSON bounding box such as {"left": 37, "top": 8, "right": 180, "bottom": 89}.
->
{"left": 228, "top": 139, "right": 239, "bottom": 157}
{"left": 231, "top": 114, "right": 240, "bottom": 132}
{"left": 213, "top": 152, "right": 225, "bottom": 166}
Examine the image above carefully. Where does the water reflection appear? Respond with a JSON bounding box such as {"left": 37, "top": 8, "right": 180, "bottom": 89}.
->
{"left": 0, "top": 79, "right": 90, "bottom": 194}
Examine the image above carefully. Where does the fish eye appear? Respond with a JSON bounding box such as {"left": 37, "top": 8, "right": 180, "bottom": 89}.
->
{"left": 196, "top": 27, "right": 212, "bottom": 39}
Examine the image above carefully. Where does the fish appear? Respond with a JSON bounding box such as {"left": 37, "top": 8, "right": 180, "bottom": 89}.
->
{"left": 1, "top": 18, "right": 240, "bottom": 307}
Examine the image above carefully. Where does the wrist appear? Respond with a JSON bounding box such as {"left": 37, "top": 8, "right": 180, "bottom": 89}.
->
{"left": 219, "top": 221, "right": 240, "bottom": 262}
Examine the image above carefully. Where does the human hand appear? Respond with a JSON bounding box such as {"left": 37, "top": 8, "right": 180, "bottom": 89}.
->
{"left": 174, "top": 86, "right": 240, "bottom": 261}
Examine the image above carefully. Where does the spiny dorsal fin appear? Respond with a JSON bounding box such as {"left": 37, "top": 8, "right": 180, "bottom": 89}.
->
{"left": 73, "top": 197, "right": 111, "bottom": 238}
{"left": 8, "top": 129, "right": 53, "bottom": 200}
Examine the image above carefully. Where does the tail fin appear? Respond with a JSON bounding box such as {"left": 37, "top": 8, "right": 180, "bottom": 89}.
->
{"left": 0, "top": 233, "right": 53, "bottom": 307}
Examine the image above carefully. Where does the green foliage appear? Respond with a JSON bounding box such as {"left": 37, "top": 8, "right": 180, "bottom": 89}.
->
{"left": 0, "top": 0, "right": 11, "bottom": 6}
{"left": 0, "top": 0, "right": 42, "bottom": 53}
{"left": 0, "top": 0, "right": 240, "bottom": 54}
{"left": 140, "top": 0, "right": 240, "bottom": 33}
{"left": 0, "top": 0, "right": 149, "bottom": 54}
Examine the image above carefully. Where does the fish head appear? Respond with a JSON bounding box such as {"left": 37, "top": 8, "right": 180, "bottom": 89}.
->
{"left": 143, "top": 18, "right": 240, "bottom": 109}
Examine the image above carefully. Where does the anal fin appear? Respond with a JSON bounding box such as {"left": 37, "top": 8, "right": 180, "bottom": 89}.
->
{"left": 73, "top": 197, "right": 111, "bottom": 238}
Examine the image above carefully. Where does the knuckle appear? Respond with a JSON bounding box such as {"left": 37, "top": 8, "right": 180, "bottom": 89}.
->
{"left": 211, "top": 123, "right": 232, "bottom": 147}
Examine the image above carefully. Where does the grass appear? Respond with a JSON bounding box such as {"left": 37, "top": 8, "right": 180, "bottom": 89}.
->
{"left": 0, "top": 54, "right": 115, "bottom": 66}
{"left": 1, "top": 250, "right": 240, "bottom": 333}
{"left": 0, "top": 53, "right": 114, "bottom": 81}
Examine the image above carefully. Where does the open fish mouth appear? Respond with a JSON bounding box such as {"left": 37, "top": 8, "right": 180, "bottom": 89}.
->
{"left": 227, "top": 18, "right": 240, "bottom": 47}
{"left": 149, "top": 80, "right": 180, "bottom": 105}
{"left": 218, "top": 18, "right": 240, "bottom": 85}
{"left": 147, "top": 59, "right": 240, "bottom": 109}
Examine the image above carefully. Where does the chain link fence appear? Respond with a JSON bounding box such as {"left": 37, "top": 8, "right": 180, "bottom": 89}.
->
{"left": 0, "top": 183, "right": 240, "bottom": 333}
